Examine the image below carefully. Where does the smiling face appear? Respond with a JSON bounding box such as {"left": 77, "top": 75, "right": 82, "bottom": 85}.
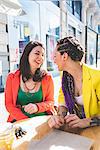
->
{"left": 53, "top": 44, "right": 70, "bottom": 71}
{"left": 53, "top": 45, "right": 65, "bottom": 71}
{"left": 28, "top": 46, "right": 45, "bottom": 73}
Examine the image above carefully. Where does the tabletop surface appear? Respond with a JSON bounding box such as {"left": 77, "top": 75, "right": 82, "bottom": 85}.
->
{"left": 12, "top": 116, "right": 100, "bottom": 150}
{"left": 80, "top": 126, "right": 100, "bottom": 150}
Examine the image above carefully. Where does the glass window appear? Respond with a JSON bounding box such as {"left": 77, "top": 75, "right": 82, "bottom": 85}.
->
{"left": 87, "top": 28, "right": 97, "bottom": 66}
{"left": 66, "top": 1, "right": 82, "bottom": 21}
{"left": 46, "top": 27, "right": 59, "bottom": 76}
{"left": 68, "top": 25, "right": 76, "bottom": 37}
{"left": 74, "top": 1, "right": 82, "bottom": 21}
{"left": 46, "top": 34, "right": 58, "bottom": 71}
{"left": 98, "top": 25, "right": 100, "bottom": 33}
{"left": 66, "top": 0, "right": 72, "bottom": 7}
{"left": 52, "top": 1, "right": 60, "bottom": 7}
{"left": 66, "top": 0, "right": 73, "bottom": 13}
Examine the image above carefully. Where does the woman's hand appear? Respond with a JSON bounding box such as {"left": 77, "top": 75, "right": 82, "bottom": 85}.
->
{"left": 48, "top": 115, "right": 64, "bottom": 128}
{"left": 22, "top": 103, "right": 38, "bottom": 114}
{"left": 64, "top": 114, "right": 91, "bottom": 128}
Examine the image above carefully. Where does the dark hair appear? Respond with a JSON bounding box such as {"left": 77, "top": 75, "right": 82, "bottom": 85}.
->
{"left": 57, "top": 36, "right": 84, "bottom": 61}
{"left": 56, "top": 37, "right": 85, "bottom": 118}
{"left": 19, "top": 41, "right": 45, "bottom": 82}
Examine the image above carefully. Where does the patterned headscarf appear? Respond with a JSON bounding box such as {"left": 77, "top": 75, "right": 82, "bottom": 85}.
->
{"left": 62, "top": 71, "right": 85, "bottom": 119}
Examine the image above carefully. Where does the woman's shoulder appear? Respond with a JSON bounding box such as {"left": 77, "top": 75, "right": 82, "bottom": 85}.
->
{"left": 43, "top": 72, "right": 53, "bottom": 81}
{"left": 7, "top": 69, "right": 20, "bottom": 78}
{"left": 83, "top": 63, "right": 100, "bottom": 73}
{"left": 83, "top": 63, "right": 100, "bottom": 80}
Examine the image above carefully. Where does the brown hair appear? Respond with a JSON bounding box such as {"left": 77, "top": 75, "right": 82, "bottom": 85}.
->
{"left": 19, "top": 41, "right": 45, "bottom": 82}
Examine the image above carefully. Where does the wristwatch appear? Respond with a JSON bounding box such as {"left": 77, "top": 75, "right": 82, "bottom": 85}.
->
{"left": 90, "top": 117, "right": 100, "bottom": 126}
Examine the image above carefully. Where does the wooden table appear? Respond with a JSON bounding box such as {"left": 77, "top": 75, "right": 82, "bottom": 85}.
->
{"left": 12, "top": 116, "right": 52, "bottom": 150}
{"left": 80, "top": 126, "right": 100, "bottom": 150}
{"left": 12, "top": 116, "right": 100, "bottom": 150}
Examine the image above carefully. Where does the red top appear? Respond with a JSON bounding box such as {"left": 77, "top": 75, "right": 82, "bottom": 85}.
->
{"left": 5, "top": 70, "right": 54, "bottom": 122}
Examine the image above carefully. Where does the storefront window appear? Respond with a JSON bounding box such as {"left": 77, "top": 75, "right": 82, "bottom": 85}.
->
{"left": 46, "top": 27, "right": 59, "bottom": 76}
{"left": 46, "top": 34, "right": 58, "bottom": 71}
{"left": 87, "top": 28, "right": 97, "bottom": 66}
{"left": 68, "top": 25, "right": 76, "bottom": 36}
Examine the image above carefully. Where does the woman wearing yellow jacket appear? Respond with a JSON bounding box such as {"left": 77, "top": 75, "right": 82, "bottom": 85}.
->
{"left": 48, "top": 36, "right": 100, "bottom": 129}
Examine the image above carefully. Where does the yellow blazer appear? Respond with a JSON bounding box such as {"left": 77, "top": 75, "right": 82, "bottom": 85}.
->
{"left": 58, "top": 64, "right": 100, "bottom": 118}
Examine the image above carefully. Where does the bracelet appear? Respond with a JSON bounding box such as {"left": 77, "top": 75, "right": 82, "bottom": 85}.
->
{"left": 90, "top": 117, "right": 100, "bottom": 126}
{"left": 35, "top": 104, "right": 39, "bottom": 113}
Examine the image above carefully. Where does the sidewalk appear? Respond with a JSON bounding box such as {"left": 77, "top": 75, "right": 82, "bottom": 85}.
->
{"left": 0, "top": 75, "right": 61, "bottom": 123}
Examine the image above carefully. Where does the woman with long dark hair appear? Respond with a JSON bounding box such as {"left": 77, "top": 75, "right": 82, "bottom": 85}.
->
{"left": 48, "top": 36, "right": 100, "bottom": 129}
{"left": 5, "top": 41, "right": 55, "bottom": 123}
